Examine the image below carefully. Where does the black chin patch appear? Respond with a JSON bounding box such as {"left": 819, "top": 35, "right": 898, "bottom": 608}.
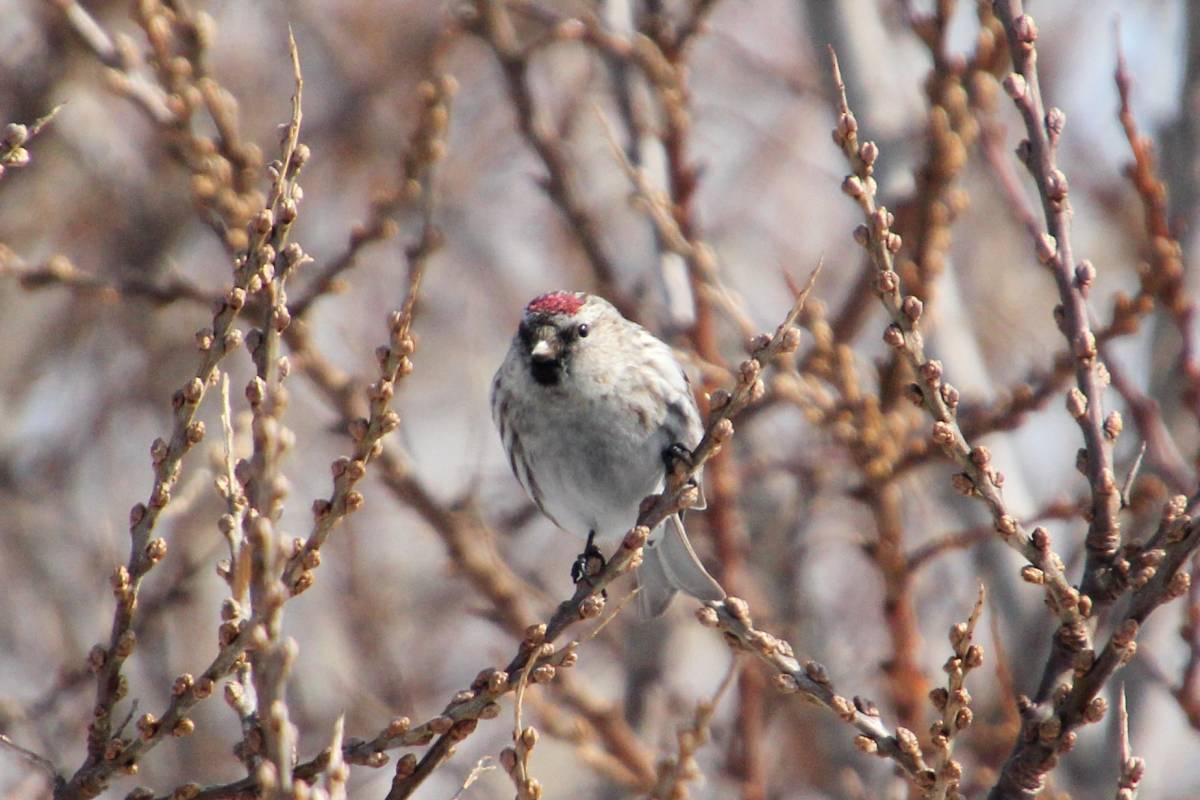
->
{"left": 530, "top": 358, "right": 562, "bottom": 386}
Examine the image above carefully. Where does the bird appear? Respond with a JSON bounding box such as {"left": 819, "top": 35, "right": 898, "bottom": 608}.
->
{"left": 491, "top": 290, "right": 726, "bottom": 617}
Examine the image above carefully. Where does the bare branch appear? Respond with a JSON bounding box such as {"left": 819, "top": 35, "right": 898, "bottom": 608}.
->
{"left": 993, "top": 0, "right": 1122, "bottom": 603}
{"left": 0, "top": 734, "right": 61, "bottom": 789}
{"left": 463, "top": 0, "right": 628, "bottom": 311}
{"left": 648, "top": 659, "right": 737, "bottom": 800}
{"left": 1114, "top": 687, "right": 1144, "bottom": 800}
{"left": 697, "top": 597, "right": 931, "bottom": 784}
{"left": 927, "top": 585, "right": 986, "bottom": 800}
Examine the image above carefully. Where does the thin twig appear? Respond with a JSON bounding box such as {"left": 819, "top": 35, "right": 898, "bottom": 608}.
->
{"left": 450, "top": 757, "right": 497, "bottom": 800}
{"left": 927, "top": 584, "right": 986, "bottom": 800}
{"left": 907, "top": 497, "right": 1084, "bottom": 572}
{"left": 1114, "top": 26, "right": 1200, "bottom": 425}
{"left": 1114, "top": 686, "right": 1144, "bottom": 799}
{"left": 0, "top": 104, "right": 64, "bottom": 178}
{"left": 993, "top": 0, "right": 1122, "bottom": 604}
{"left": 58, "top": 27, "right": 310, "bottom": 798}
{"left": 280, "top": 260, "right": 428, "bottom": 594}
{"left": 0, "top": 250, "right": 214, "bottom": 307}
{"left": 290, "top": 74, "right": 454, "bottom": 319}
{"left": 696, "top": 597, "right": 931, "bottom": 784}
{"left": 502, "top": 647, "right": 544, "bottom": 799}
{"left": 239, "top": 30, "right": 306, "bottom": 793}
{"left": 49, "top": 0, "right": 174, "bottom": 123}
{"left": 464, "top": 0, "right": 629, "bottom": 313}
{"left": 823, "top": 45, "right": 1195, "bottom": 800}
{"left": 648, "top": 659, "right": 738, "bottom": 800}
{"left": 826, "top": 45, "right": 1091, "bottom": 708}
{"left": 0, "top": 734, "right": 61, "bottom": 788}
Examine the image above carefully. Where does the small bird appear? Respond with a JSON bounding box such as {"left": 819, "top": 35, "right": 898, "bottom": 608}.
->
{"left": 491, "top": 291, "right": 726, "bottom": 617}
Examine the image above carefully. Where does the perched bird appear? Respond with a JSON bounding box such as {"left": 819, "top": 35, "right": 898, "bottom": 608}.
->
{"left": 491, "top": 291, "right": 726, "bottom": 617}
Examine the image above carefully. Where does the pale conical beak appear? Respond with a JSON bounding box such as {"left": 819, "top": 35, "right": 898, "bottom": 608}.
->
{"left": 527, "top": 331, "right": 564, "bottom": 386}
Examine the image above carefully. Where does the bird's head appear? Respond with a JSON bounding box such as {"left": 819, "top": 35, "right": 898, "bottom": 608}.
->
{"left": 517, "top": 291, "right": 613, "bottom": 386}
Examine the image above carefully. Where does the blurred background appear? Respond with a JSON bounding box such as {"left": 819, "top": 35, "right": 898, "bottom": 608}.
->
{"left": 1, "top": 0, "right": 1198, "bottom": 797}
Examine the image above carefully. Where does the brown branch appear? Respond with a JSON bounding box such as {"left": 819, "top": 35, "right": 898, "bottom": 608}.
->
{"left": 778, "top": 14, "right": 1016, "bottom": 741}
{"left": 927, "top": 585, "right": 986, "bottom": 800}
{"left": 648, "top": 659, "right": 738, "bottom": 800}
{"left": 0, "top": 734, "right": 61, "bottom": 790}
{"left": 869, "top": 484, "right": 929, "bottom": 736}
{"left": 0, "top": 250, "right": 215, "bottom": 308}
{"left": 67, "top": 604, "right": 275, "bottom": 800}
{"left": 768, "top": 287, "right": 933, "bottom": 738}
{"left": 993, "top": 1, "right": 1122, "bottom": 603}
{"left": 15, "top": 544, "right": 213, "bottom": 727}
{"left": 280, "top": 252, "right": 430, "bottom": 595}
{"left": 824, "top": 39, "right": 1200, "bottom": 800}
{"left": 1175, "top": 555, "right": 1200, "bottom": 731}
{"left": 47, "top": 0, "right": 175, "bottom": 124}
{"left": 1114, "top": 30, "right": 1200, "bottom": 424}
{"left": 50, "top": 0, "right": 268, "bottom": 250}
{"left": 274, "top": 69, "right": 547, "bottom": 642}
{"left": 57, "top": 29, "right": 310, "bottom": 799}
{"left": 290, "top": 74, "right": 454, "bottom": 319}
{"left": 644, "top": 0, "right": 722, "bottom": 62}
{"left": 894, "top": 33, "right": 1195, "bottom": 507}
{"left": 886, "top": 293, "right": 1165, "bottom": 486}
{"left": 1104, "top": 352, "right": 1194, "bottom": 495}
{"left": 988, "top": 516, "right": 1198, "bottom": 800}
{"left": 805, "top": 1, "right": 1005, "bottom": 360}
{"left": 895, "top": 1, "right": 999, "bottom": 305}
{"left": 143, "top": 639, "right": 574, "bottom": 800}
{"left": 462, "top": 0, "right": 629, "bottom": 312}
{"left": 828, "top": 33, "right": 1092, "bottom": 729}
{"left": 696, "top": 597, "right": 932, "bottom": 786}
{"left": 313, "top": 366, "right": 541, "bottom": 633}
{"left": 238, "top": 32, "right": 306, "bottom": 792}
{"left": 214, "top": 373, "right": 260, "bottom": 778}
{"left": 907, "top": 496, "right": 1083, "bottom": 573}
{"left": 144, "top": 639, "right": 544, "bottom": 800}
{"left": 1114, "top": 687, "right": 1144, "bottom": 800}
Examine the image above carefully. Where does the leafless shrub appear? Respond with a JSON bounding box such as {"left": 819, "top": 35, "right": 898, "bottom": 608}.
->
{"left": 0, "top": 1, "right": 1198, "bottom": 798}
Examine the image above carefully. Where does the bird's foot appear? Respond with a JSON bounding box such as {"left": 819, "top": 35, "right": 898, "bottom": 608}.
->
{"left": 571, "top": 530, "right": 607, "bottom": 597}
{"left": 663, "top": 442, "right": 698, "bottom": 485}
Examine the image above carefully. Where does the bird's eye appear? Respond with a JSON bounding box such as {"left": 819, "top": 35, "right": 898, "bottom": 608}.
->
{"left": 577, "top": 323, "right": 590, "bottom": 338}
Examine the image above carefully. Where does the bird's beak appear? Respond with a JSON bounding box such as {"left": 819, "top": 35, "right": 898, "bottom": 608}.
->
{"left": 529, "top": 327, "right": 561, "bottom": 363}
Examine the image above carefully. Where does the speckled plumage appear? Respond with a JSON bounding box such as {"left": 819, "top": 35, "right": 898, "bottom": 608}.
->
{"left": 492, "top": 292, "right": 725, "bottom": 616}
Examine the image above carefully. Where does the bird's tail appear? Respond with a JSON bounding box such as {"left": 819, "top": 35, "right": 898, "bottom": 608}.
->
{"left": 635, "top": 514, "right": 726, "bottom": 618}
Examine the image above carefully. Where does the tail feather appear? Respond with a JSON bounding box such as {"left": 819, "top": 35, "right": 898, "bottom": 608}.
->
{"left": 635, "top": 533, "right": 676, "bottom": 618}
{"left": 635, "top": 514, "right": 725, "bottom": 618}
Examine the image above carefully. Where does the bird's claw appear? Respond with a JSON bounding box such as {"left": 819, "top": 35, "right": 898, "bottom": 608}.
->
{"left": 663, "top": 442, "right": 695, "bottom": 477}
{"left": 571, "top": 530, "right": 607, "bottom": 598}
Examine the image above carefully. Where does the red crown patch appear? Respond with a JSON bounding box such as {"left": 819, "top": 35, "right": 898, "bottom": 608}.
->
{"left": 526, "top": 291, "right": 584, "bottom": 316}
